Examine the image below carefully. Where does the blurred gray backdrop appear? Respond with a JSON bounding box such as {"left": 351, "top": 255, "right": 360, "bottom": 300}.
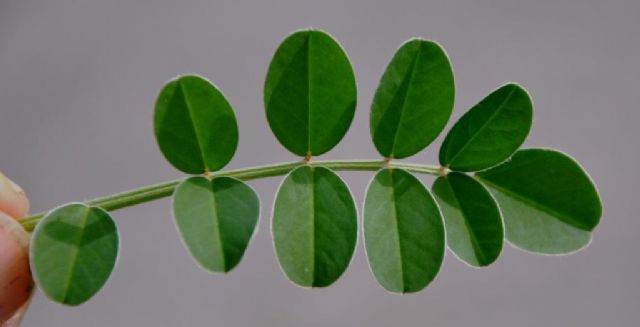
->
{"left": 1, "top": 0, "right": 638, "bottom": 326}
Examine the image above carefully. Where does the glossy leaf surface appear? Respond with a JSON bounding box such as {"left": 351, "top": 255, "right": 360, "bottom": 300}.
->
{"left": 476, "top": 149, "right": 602, "bottom": 254}
{"left": 370, "top": 39, "right": 455, "bottom": 159}
{"left": 440, "top": 83, "right": 533, "bottom": 171}
{"left": 264, "top": 30, "right": 357, "bottom": 157}
{"left": 173, "top": 176, "right": 259, "bottom": 273}
{"left": 363, "top": 168, "right": 445, "bottom": 293}
{"left": 433, "top": 172, "right": 503, "bottom": 267}
{"left": 155, "top": 75, "right": 238, "bottom": 174}
{"left": 30, "top": 203, "right": 118, "bottom": 306}
{"left": 272, "top": 166, "right": 357, "bottom": 287}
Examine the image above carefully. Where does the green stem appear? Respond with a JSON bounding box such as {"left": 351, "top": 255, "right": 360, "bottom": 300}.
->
{"left": 19, "top": 159, "right": 442, "bottom": 231}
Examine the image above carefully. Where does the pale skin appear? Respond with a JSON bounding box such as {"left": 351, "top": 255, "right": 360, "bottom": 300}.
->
{"left": 0, "top": 172, "right": 33, "bottom": 326}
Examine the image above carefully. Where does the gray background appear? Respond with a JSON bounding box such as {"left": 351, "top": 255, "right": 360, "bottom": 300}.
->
{"left": 1, "top": 0, "right": 638, "bottom": 326}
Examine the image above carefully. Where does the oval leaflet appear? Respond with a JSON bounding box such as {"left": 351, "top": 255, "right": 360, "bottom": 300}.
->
{"left": 364, "top": 168, "right": 445, "bottom": 293}
{"left": 30, "top": 203, "right": 119, "bottom": 306}
{"left": 173, "top": 176, "right": 260, "bottom": 273}
{"left": 264, "top": 30, "right": 357, "bottom": 157}
{"left": 476, "top": 148, "right": 602, "bottom": 254}
{"left": 272, "top": 165, "right": 357, "bottom": 287}
{"left": 370, "top": 39, "right": 455, "bottom": 159}
{"left": 439, "top": 83, "right": 533, "bottom": 172}
{"left": 154, "top": 75, "right": 239, "bottom": 174}
{"left": 433, "top": 172, "right": 503, "bottom": 267}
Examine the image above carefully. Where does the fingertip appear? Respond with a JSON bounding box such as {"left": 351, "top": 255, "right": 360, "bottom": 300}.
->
{"left": 0, "top": 212, "right": 32, "bottom": 323}
{"left": 0, "top": 296, "right": 32, "bottom": 327}
{"left": 0, "top": 172, "right": 30, "bottom": 219}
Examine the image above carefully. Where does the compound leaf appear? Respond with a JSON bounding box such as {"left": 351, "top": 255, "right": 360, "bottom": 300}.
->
{"left": 364, "top": 168, "right": 445, "bottom": 293}
{"left": 30, "top": 203, "right": 118, "bottom": 306}
{"left": 476, "top": 148, "right": 602, "bottom": 254}
{"left": 272, "top": 166, "right": 357, "bottom": 287}
{"left": 370, "top": 39, "right": 455, "bottom": 159}
{"left": 264, "top": 30, "right": 357, "bottom": 157}
{"left": 154, "top": 75, "right": 238, "bottom": 174}
{"left": 439, "top": 83, "right": 533, "bottom": 172}
{"left": 433, "top": 172, "right": 503, "bottom": 267}
{"left": 173, "top": 176, "right": 259, "bottom": 273}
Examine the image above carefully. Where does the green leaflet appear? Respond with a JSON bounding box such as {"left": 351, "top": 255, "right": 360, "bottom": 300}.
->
{"left": 272, "top": 166, "right": 357, "bottom": 287}
{"left": 264, "top": 30, "right": 357, "bottom": 157}
{"left": 439, "top": 83, "right": 533, "bottom": 171}
{"left": 363, "top": 168, "right": 445, "bottom": 293}
{"left": 173, "top": 176, "right": 259, "bottom": 273}
{"left": 154, "top": 75, "right": 239, "bottom": 174}
{"left": 432, "top": 173, "right": 503, "bottom": 267}
{"left": 476, "top": 148, "right": 602, "bottom": 254}
{"left": 370, "top": 39, "right": 455, "bottom": 159}
{"left": 30, "top": 203, "right": 119, "bottom": 306}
